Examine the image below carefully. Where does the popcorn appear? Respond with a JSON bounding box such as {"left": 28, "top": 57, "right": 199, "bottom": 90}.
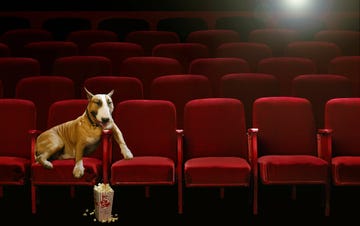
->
{"left": 93, "top": 183, "right": 114, "bottom": 223}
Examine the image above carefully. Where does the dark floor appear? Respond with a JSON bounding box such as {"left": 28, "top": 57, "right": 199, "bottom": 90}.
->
{"left": 0, "top": 184, "right": 358, "bottom": 225}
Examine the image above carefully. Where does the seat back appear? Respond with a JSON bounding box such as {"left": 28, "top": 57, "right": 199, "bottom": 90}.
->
{"left": 125, "top": 30, "right": 180, "bottom": 55}
{"left": 53, "top": 56, "right": 112, "bottom": 97}
{"left": 189, "top": 57, "right": 250, "bottom": 97}
{"left": 150, "top": 74, "right": 212, "bottom": 129}
{"left": 87, "top": 42, "right": 145, "bottom": 75}
{"left": 0, "top": 57, "right": 40, "bottom": 97}
{"left": 0, "top": 99, "right": 36, "bottom": 158}
{"left": 82, "top": 76, "right": 144, "bottom": 105}
{"left": 15, "top": 76, "right": 75, "bottom": 131}
{"left": 292, "top": 74, "right": 353, "bottom": 129}
{"left": 113, "top": 99, "right": 177, "bottom": 162}
{"left": 119, "top": 56, "right": 183, "bottom": 98}
{"left": 184, "top": 98, "right": 248, "bottom": 160}
{"left": 253, "top": 96, "right": 317, "bottom": 156}
{"left": 325, "top": 98, "right": 360, "bottom": 157}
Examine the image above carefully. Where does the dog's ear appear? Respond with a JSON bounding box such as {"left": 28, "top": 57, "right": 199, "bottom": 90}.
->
{"left": 107, "top": 89, "right": 114, "bottom": 97}
{"left": 84, "top": 87, "right": 94, "bottom": 100}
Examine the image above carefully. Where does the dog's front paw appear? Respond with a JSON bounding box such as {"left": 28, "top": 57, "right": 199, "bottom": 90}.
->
{"left": 122, "top": 147, "right": 133, "bottom": 160}
{"left": 42, "top": 160, "right": 53, "bottom": 169}
{"left": 73, "top": 164, "right": 85, "bottom": 178}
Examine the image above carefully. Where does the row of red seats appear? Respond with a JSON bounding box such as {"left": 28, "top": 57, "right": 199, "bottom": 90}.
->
{"left": 0, "top": 45, "right": 358, "bottom": 95}
{"left": 0, "top": 96, "right": 359, "bottom": 216}
{"left": 0, "top": 28, "right": 358, "bottom": 58}
{"left": 0, "top": 63, "right": 358, "bottom": 130}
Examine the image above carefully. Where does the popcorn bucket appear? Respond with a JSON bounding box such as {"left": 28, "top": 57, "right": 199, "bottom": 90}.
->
{"left": 94, "top": 183, "right": 114, "bottom": 222}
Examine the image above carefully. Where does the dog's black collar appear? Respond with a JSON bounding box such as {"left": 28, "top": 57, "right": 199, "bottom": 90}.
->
{"left": 85, "top": 108, "right": 100, "bottom": 127}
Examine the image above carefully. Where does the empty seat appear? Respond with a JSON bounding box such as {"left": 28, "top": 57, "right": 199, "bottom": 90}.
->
{"left": 0, "top": 16, "right": 31, "bottom": 35}
{"left": 249, "top": 96, "right": 331, "bottom": 216}
{"left": 152, "top": 43, "right": 210, "bottom": 73}
{"left": 220, "top": 73, "right": 279, "bottom": 128}
{"left": 0, "top": 43, "right": 10, "bottom": 57}
{"left": 119, "top": 56, "right": 183, "bottom": 98}
{"left": 186, "top": 29, "right": 241, "bottom": 57}
{"left": 248, "top": 28, "right": 300, "bottom": 56}
{"left": 183, "top": 98, "right": 255, "bottom": 214}
{"left": 110, "top": 99, "right": 183, "bottom": 213}
{"left": 0, "top": 57, "right": 40, "bottom": 97}
{"left": 82, "top": 76, "right": 144, "bottom": 105}
{"left": 125, "top": 30, "right": 180, "bottom": 55}
{"left": 257, "top": 57, "right": 317, "bottom": 96}
{"left": 216, "top": 42, "right": 272, "bottom": 72}
{"left": 24, "top": 41, "right": 79, "bottom": 75}
{"left": 292, "top": 74, "right": 353, "bottom": 129}
{"left": 52, "top": 56, "right": 112, "bottom": 97}
{"left": 150, "top": 74, "right": 212, "bottom": 129}
{"left": 15, "top": 76, "right": 75, "bottom": 131}
{"left": 314, "top": 30, "right": 360, "bottom": 56}
{"left": 285, "top": 41, "right": 342, "bottom": 73}
{"left": 276, "top": 16, "right": 325, "bottom": 40}
{"left": 87, "top": 42, "right": 145, "bottom": 75}
{"left": 0, "top": 99, "right": 36, "bottom": 199}
{"left": 66, "top": 30, "right": 118, "bottom": 55}
{"left": 0, "top": 28, "right": 53, "bottom": 57}
{"left": 189, "top": 57, "right": 250, "bottom": 97}
{"left": 329, "top": 56, "right": 360, "bottom": 96}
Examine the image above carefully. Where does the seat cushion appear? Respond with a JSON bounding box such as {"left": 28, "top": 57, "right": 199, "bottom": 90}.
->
{"left": 31, "top": 157, "right": 102, "bottom": 184}
{"left": 332, "top": 156, "right": 360, "bottom": 185}
{"left": 184, "top": 157, "right": 251, "bottom": 186}
{"left": 110, "top": 156, "right": 175, "bottom": 184}
{"left": 0, "top": 157, "right": 29, "bottom": 184}
{"left": 258, "top": 155, "right": 328, "bottom": 184}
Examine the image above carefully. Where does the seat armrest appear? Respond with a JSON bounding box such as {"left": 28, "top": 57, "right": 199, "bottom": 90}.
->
{"left": 176, "top": 129, "right": 184, "bottom": 181}
{"left": 247, "top": 128, "right": 258, "bottom": 177}
{"left": 317, "top": 129, "right": 333, "bottom": 163}
{"left": 28, "top": 129, "right": 42, "bottom": 163}
{"left": 102, "top": 129, "right": 113, "bottom": 184}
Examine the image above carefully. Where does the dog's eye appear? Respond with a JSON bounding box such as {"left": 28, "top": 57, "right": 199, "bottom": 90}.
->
{"left": 94, "top": 100, "right": 101, "bottom": 106}
{"left": 107, "top": 100, "right": 112, "bottom": 105}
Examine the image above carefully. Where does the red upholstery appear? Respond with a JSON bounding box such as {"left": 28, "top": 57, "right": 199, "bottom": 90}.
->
{"left": 325, "top": 98, "right": 360, "bottom": 186}
{"left": 285, "top": 41, "right": 342, "bottom": 73}
{"left": 329, "top": 56, "right": 360, "bottom": 96}
{"left": 215, "top": 42, "right": 272, "bottom": 72}
{"left": 87, "top": 42, "right": 145, "bottom": 75}
{"left": 150, "top": 74, "right": 212, "bottom": 129}
{"left": 292, "top": 74, "right": 352, "bottom": 128}
{"left": 53, "top": 56, "right": 112, "bottom": 97}
{"left": 183, "top": 98, "right": 255, "bottom": 213}
{"left": 0, "top": 43, "right": 10, "bottom": 57}
{"left": 257, "top": 57, "right": 316, "bottom": 96}
{"left": 189, "top": 57, "right": 250, "bottom": 97}
{"left": 66, "top": 30, "right": 118, "bottom": 55}
{"left": 30, "top": 99, "right": 111, "bottom": 214}
{"left": 0, "top": 57, "right": 40, "bottom": 97}
{"left": 15, "top": 76, "right": 75, "bottom": 131}
{"left": 314, "top": 30, "right": 360, "bottom": 56}
{"left": 24, "top": 41, "right": 79, "bottom": 75}
{"left": 110, "top": 100, "right": 183, "bottom": 213}
{"left": 82, "top": 76, "right": 144, "bottom": 105}
{"left": 0, "top": 99, "right": 36, "bottom": 197}
{"left": 186, "top": 29, "right": 241, "bottom": 56}
{"left": 152, "top": 43, "right": 210, "bottom": 72}
{"left": 248, "top": 28, "right": 300, "bottom": 56}
{"left": 125, "top": 30, "right": 180, "bottom": 55}
{"left": 0, "top": 28, "right": 52, "bottom": 57}
{"left": 0, "top": 80, "right": 2, "bottom": 97}
{"left": 249, "top": 96, "right": 331, "bottom": 216}
{"left": 119, "top": 56, "right": 184, "bottom": 98}
{"left": 219, "top": 73, "right": 279, "bottom": 128}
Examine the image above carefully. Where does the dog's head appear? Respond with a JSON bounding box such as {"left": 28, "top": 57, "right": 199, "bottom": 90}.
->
{"left": 84, "top": 87, "right": 115, "bottom": 129}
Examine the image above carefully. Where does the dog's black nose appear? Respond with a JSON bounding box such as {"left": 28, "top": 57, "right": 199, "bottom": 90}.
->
{"left": 101, "top": 118, "right": 110, "bottom": 123}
